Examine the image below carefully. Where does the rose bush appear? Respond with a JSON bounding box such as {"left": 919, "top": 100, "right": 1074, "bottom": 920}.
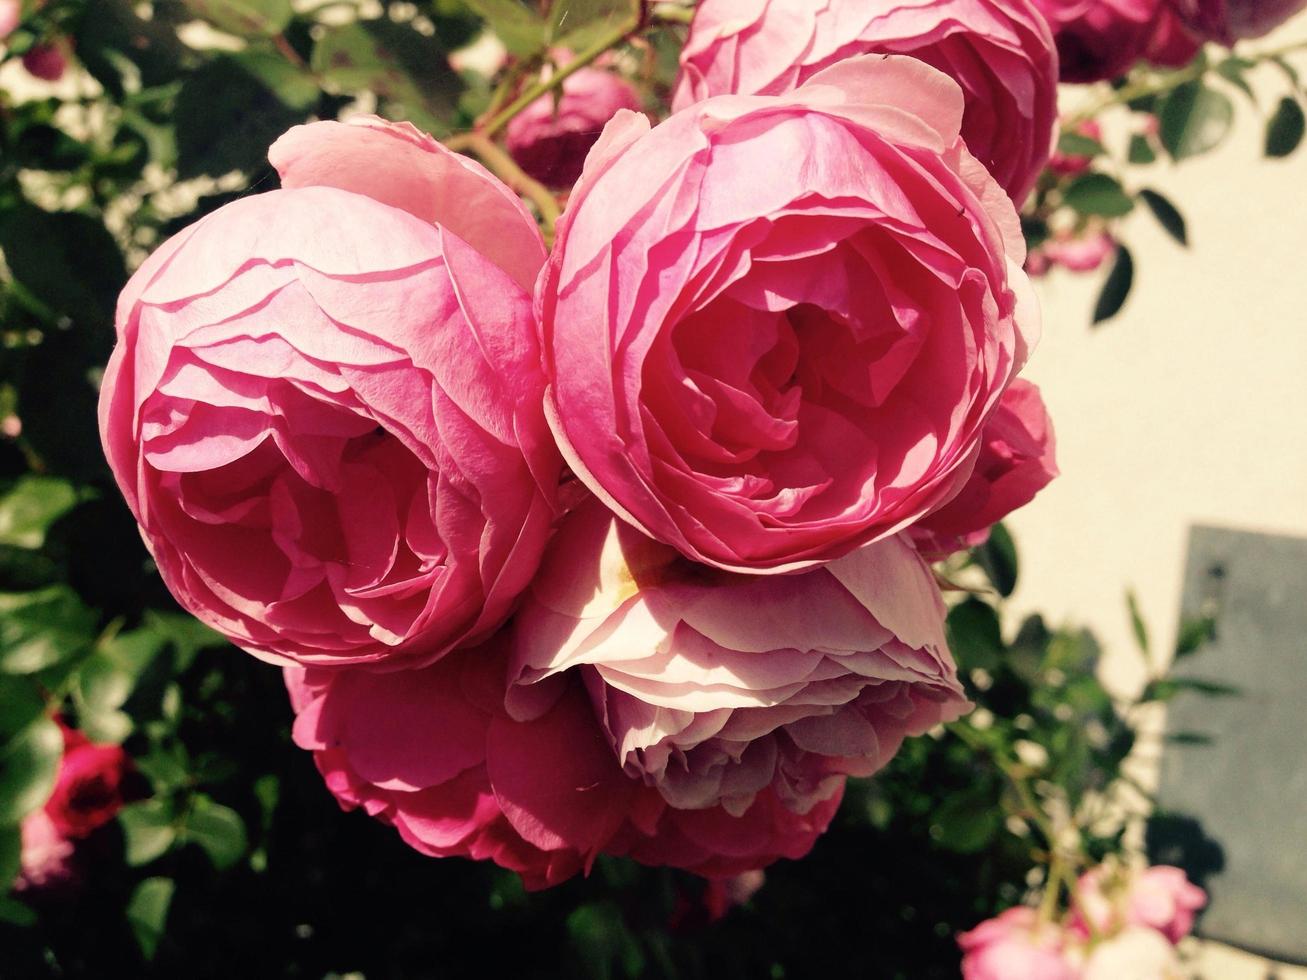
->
{"left": 673, "top": 0, "right": 1059, "bottom": 202}
{"left": 507, "top": 499, "right": 970, "bottom": 815}
{"left": 98, "top": 116, "right": 560, "bottom": 669}
{"left": 539, "top": 55, "right": 1039, "bottom": 573}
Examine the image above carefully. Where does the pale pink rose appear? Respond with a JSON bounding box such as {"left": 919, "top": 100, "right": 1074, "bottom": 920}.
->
{"left": 22, "top": 40, "right": 68, "bottom": 81}
{"left": 1082, "top": 926, "right": 1184, "bottom": 980}
{"left": 1032, "top": 0, "right": 1199, "bottom": 81}
{"left": 0, "top": 1, "right": 20, "bottom": 40}
{"left": 506, "top": 65, "right": 643, "bottom": 188}
{"left": 1049, "top": 120, "right": 1103, "bottom": 176}
{"left": 1174, "top": 0, "right": 1307, "bottom": 43}
{"left": 99, "top": 117, "right": 558, "bottom": 669}
{"left": 912, "top": 379, "right": 1057, "bottom": 555}
{"left": 540, "top": 56, "right": 1039, "bottom": 573}
{"left": 507, "top": 499, "right": 970, "bottom": 815}
{"left": 672, "top": 0, "right": 1059, "bottom": 203}
{"left": 1044, "top": 230, "right": 1116, "bottom": 273}
{"left": 958, "top": 906, "right": 1080, "bottom": 980}
{"left": 13, "top": 810, "right": 75, "bottom": 893}
{"left": 286, "top": 638, "right": 844, "bottom": 887}
{"left": 1073, "top": 865, "right": 1207, "bottom": 944}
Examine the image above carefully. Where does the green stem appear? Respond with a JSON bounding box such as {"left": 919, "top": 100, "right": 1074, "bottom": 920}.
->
{"left": 444, "top": 131, "right": 561, "bottom": 241}
{"left": 649, "top": 3, "right": 695, "bottom": 25}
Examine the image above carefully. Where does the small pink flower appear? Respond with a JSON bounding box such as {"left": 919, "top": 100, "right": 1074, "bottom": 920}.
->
{"left": 506, "top": 65, "right": 642, "bottom": 188}
{"left": 1073, "top": 864, "right": 1207, "bottom": 944}
{"left": 0, "top": 1, "right": 21, "bottom": 41}
{"left": 673, "top": 0, "right": 1059, "bottom": 203}
{"left": 958, "top": 906, "right": 1080, "bottom": 980}
{"left": 1044, "top": 230, "right": 1116, "bottom": 273}
{"left": 1050, "top": 120, "right": 1104, "bottom": 176}
{"left": 13, "top": 810, "right": 75, "bottom": 893}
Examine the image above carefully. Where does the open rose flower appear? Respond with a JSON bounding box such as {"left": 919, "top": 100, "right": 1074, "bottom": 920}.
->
{"left": 45, "top": 722, "right": 131, "bottom": 839}
{"left": 958, "top": 907, "right": 1079, "bottom": 980}
{"left": 507, "top": 500, "right": 970, "bottom": 816}
{"left": 1073, "top": 864, "right": 1207, "bottom": 944}
{"left": 912, "top": 379, "right": 1056, "bottom": 555}
{"left": 1173, "top": 0, "right": 1307, "bottom": 43}
{"left": 673, "top": 0, "right": 1059, "bottom": 203}
{"left": 540, "top": 56, "right": 1039, "bottom": 573}
{"left": 506, "top": 63, "right": 643, "bottom": 188}
{"left": 287, "top": 637, "right": 842, "bottom": 888}
{"left": 99, "top": 117, "right": 559, "bottom": 669}
{"left": 1032, "top": 0, "right": 1199, "bottom": 82}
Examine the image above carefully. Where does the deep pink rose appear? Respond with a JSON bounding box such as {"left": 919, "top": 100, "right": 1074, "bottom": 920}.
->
{"left": 99, "top": 117, "right": 560, "bottom": 668}
{"left": 1174, "top": 0, "right": 1307, "bottom": 42}
{"left": 14, "top": 810, "right": 75, "bottom": 893}
{"left": 540, "top": 56, "right": 1039, "bottom": 573}
{"left": 958, "top": 907, "right": 1079, "bottom": 980}
{"left": 672, "top": 0, "right": 1059, "bottom": 203}
{"left": 286, "top": 638, "right": 844, "bottom": 887}
{"left": 1033, "top": 0, "right": 1199, "bottom": 81}
{"left": 506, "top": 65, "right": 643, "bottom": 188}
{"left": 22, "top": 40, "right": 68, "bottom": 81}
{"left": 1073, "top": 864, "right": 1207, "bottom": 944}
{"left": 44, "top": 723, "right": 130, "bottom": 839}
{"left": 1083, "top": 926, "right": 1183, "bottom": 979}
{"left": 508, "top": 499, "right": 970, "bottom": 814}
{"left": 912, "top": 379, "right": 1056, "bottom": 555}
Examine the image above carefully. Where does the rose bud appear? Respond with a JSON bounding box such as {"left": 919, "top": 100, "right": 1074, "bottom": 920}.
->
{"left": 539, "top": 55, "right": 1040, "bottom": 573}
{"left": 1031, "top": 0, "right": 1200, "bottom": 82}
{"left": 957, "top": 907, "right": 1080, "bottom": 980}
{"left": 1043, "top": 230, "right": 1117, "bottom": 273}
{"left": 911, "top": 379, "right": 1057, "bottom": 556}
{"left": 506, "top": 63, "right": 643, "bottom": 189}
{"left": 506, "top": 499, "right": 970, "bottom": 817}
{"left": 1072, "top": 864, "right": 1207, "bottom": 944}
{"left": 44, "top": 722, "right": 131, "bottom": 839}
{"left": 22, "top": 40, "right": 69, "bottom": 82}
{"left": 99, "top": 116, "right": 560, "bottom": 669}
{"left": 1174, "top": 0, "right": 1307, "bottom": 43}
{"left": 672, "top": 0, "right": 1059, "bottom": 204}
{"left": 1082, "top": 926, "right": 1184, "bottom": 980}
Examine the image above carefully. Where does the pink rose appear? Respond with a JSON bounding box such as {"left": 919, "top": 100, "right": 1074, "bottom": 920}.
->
{"left": 0, "top": 1, "right": 20, "bottom": 41}
{"left": 1045, "top": 230, "right": 1117, "bottom": 273}
{"left": 506, "top": 65, "right": 643, "bottom": 188}
{"left": 911, "top": 379, "right": 1057, "bottom": 555}
{"left": 99, "top": 117, "right": 560, "bottom": 668}
{"left": 1082, "top": 926, "right": 1184, "bottom": 980}
{"left": 22, "top": 40, "right": 69, "bottom": 82}
{"left": 508, "top": 499, "right": 970, "bottom": 814}
{"left": 958, "top": 907, "right": 1080, "bottom": 980}
{"left": 539, "top": 56, "right": 1039, "bottom": 573}
{"left": 13, "top": 810, "right": 75, "bottom": 893}
{"left": 1033, "top": 0, "right": 1199, "bottom": 81}
{"left": 1049, "top": 120, "right": 1103, "bottom": 176}
{"left": 1073, "top": 864, "right": 1207, "bottom": 944}
{"left": 286, "top": 638, "right": 844, "bottom": 887}
{"left": 1174, "top": 0, "right": 1307, "bottom": 43}
{"left": 44, "top": 723, "right": 131, "bottom": 839}
{"left": 672, "top": 0, "right": 1058, "bottom": 203}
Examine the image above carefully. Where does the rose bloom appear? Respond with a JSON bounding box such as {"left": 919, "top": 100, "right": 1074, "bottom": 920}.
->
{"left": 911, "top": 379, "right": 1057, "bottom": 555}
{"left": 540, "top": 55, "right": 1039, "bottom": 573}
{"left": 0, "top": 1, "right": 20, "bottom": 40}
{"left": 99, "top": 117, "right": 560, "bottom": 668}
{"left": 22, "top": 41, "right": 69, "bottom": 82}
{"left": 1082, "top": 926, "right": 1184, "bottom": 980}
{"left": 13, "top": 810, "right": 75, "bottom": 893}
{"left": 672, "top": 0, "right": 1058, "bottom": 203}
{"left": 1032, "top": 0, "right": 1199, "bottom": 82}
{"left": 506, "top": 65, "right": 643, "bottom": 188}
{"left": 45, "top": 722, "right": 131, "bottom": 839}
{"left": 507, "top": 499, "right": 970, "bottom": 816}
{"left": 957, "top": 906, "right": 1079, "bottom": 980}
{"left": 287, "top": 639, "right": 842, "bottom": 888}
{"left": 1174, "top": 0, "right": 1307, "bottom": 43}
{"left": 1073, "top": 864, "right": 1207, "bottom": 944}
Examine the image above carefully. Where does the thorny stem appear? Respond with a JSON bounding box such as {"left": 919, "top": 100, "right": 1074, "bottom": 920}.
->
{"left": 444, "top": 130, "right": 561, "bottom": 241}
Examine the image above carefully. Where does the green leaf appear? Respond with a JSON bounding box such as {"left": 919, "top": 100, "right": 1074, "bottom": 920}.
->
{"left": 463, "top": 0, "right": 546, "bottom": 55}
{"left": 182, "top": 795, "right": 247, "bottom": 870}
{"left": 1166, "top": 731, "right": 1215, "bottom": 746}
{"left": 1056, "top": 131, "right": 1105, "bottom": 158}
{"left": 0, "top": 716, "right": 63, "bottom": 823}
{"left": 144, "top": 611, "right": 228, "bottom": 672}
{"left": 1159, "top": 81, "right": 1234, "bottom": 160}
{"left": 119, "top": 800, "right": 178, "bottom": 866}
{"left": 929, "top": 791, "right": 1002, "bottom": 853}
{"left": 0, "top": 676, "right": 47, "bottom": 742}
{"left": 0, "top": 894, "right": 36, "bottom": 927}
{"left": 1265, "top": 97, "right": 1305, "bottom": 158}
{"left": 1142, "top": 677, "right": 1240, "bottom": 702}
{"left": 1062, "top": 173, "right": 1135, "bottom": 218}
{"left": 1126, "top": 590, "right": 1150, "bottom": 654}
{"left": 182, "top": 0, "right": 294, "bottom": 36}
{"left": 946, "top": 599, "right": 1004, "bottom": 673}
{"left": 1128, "top": 133, "right": 1157, "bottom": 165}
{"left": 1138, "top": 188, "right": 1188, "bottom": 247}
{"left": 566, "top": 900, "right": 645, "bottom": 980}
{"left": 0, "top": 206, "right": 126, "bottom": 328}
{"left": 1092, "top": 244, "right": 1134, "bottom": 326}
{"left": 0, "top": 586, "right": 98, "bottom": 674}
{"left": 973, "top": 523, "right": 1018, "bottom": 598}
{"left": 1174, "top": 615, "right": 1216, "bottom": 658}
{"left": 1214, "top": 57, "right": 1257, "bottom": 103}
{"left": 126, "top": 877, "right": 175, "bottom": 961}
{"left": 0, "top": 823, "right": 21, "bottom": 893}
{"left": 546, "top": 0, "right": 641, "bottom": 52}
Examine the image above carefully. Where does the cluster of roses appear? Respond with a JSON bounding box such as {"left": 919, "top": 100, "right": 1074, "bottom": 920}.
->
{"left": 95, "top": 0, "right": 1300, "bottom": 890}
{"left": 14, "top": 722, "right": 133, "bottom": 894}
{"left": 959, "top": 863, "right": 1208, "bottom": 979}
